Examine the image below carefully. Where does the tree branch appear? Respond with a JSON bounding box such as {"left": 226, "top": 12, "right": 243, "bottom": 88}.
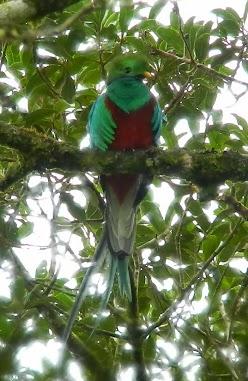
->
{"left": 0, "top": 0, "right": 89, "bottom": 25}
{"left": 1, "top": 123, "right": 248, "bottom": 191}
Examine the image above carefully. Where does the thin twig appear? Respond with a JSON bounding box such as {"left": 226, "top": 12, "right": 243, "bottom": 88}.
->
{"left": 78, "top": 322, "right": 128, "bottom": 340}
{"left": 165, "top": 74, "right": 193, "bottom": 114}
{"left": 152, "top": 47, "right": 248, "bottom": 88}
{"left": 173, "top": 1, "right": 195, "bottom": 62}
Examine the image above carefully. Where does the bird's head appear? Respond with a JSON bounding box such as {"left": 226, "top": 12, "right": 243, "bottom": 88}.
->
{"left": 106, "top": 53, "right": 152, "bottom": 83}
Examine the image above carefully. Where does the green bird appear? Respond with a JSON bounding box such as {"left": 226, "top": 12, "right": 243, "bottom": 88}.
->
{"left": 63, "top": 53, "right": 163, "bottom": 343}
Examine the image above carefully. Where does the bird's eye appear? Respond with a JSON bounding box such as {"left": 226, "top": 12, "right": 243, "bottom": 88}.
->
{"left": 124, "top": 66, "right": 131, "bottom": 73}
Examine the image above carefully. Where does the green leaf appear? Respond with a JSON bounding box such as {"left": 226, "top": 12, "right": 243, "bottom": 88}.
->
{"left": 210, "top": 48, "right": 235, "bottom": 67}
{"left": 194, "top": 33, "right": 209, "bottom": 61}
{"left": 232, "top": 113, "right": 248, "bottom": 131}
{"left": 133, "top": 19, "right": 159, "bottom": 32}
{"left": 212, "top": 110, "right": 223, "bottom": 124}
{"left": 202, "top": 235, "right": 219, "bottom": 257}
{"left": 18, "top": 222, "right": 34, "bottom": 239}
{"left": 212, "top": 7, "right": 241, "bottom": 24}
{"left": 21, "top": 45, "right": 34, "bottom": 68}
{"left": 79, "top": 67, "right": 101, "bottom": 86}
{"left": 4, "top": 221, "right": 18, "bottom": 242}
{"left": 12, "top": 276, "right": 26, "bottom": 306}
{"left": 25, "top": 72, "right": 44, "bottom": 95}
{"left": 149, "top": 0, "right": 168, "bottom": 19}
{"left": 162, "top": 125, "right": 178, "bottom": 149}
{"left": 61, "top": 73, "right": 75, "bottom": 103}
{"left": 102, "top": 11, "right": 118, "bottom": 29}
{"left": 140, "top": 200, "right": 165, "bottom": 234}
{"left": 219, "top": 19, "right": 240, "bottom": 36}
{"left": 242, "top": 60, "right": 248, "bottom": 75}
{"left": 124, "top": 36, "right": 145, "bottom": 51}
{"left": 75, "top": 88, "right": 98, "bottom": 105}
{"left": 188, "top": 199, "right": 210, "bottom": 232}
{"left": 244, "top": 0, "right": 248, "bottom": 22}
{"left": 0, "top": 316, "right": 12, "bottom": 340}
{"left": 219, "top": 242, "right": 240, "bottom": 261}
{"left": 60, "top": 192, "right": 86, "bottom": 222}
{"left": 170, "top": 7, "right": 180, "bottom": 29}
{"left": 156, "top": 27, "right": 184, "bottom": 53}
{"left": 0, "top": 350, "right": 14, "bottom": 375}
{"left": 119, "top": 6, "right": 134, "bottom": 32}
{"left": 213, "top": 8, "right": 241, "bottom": 36}
{"left": 5, "top": 44, "right": 21, "bottom": 69}
{"left": 39, "top": 37, "right": 73, "bottom": 58}
{"left": 53, "top": 291, "right": 74, "bottom": 310}
{"left": 207, "top": 127, "right": 229, "bottom": 150}
{"left": 143, "top": 336, "right": 156, "bottom": 362}
{"left": 24, "top": 108, "right": 56, "bottom": 125}
{"left": 35, "top": 260, "right": 48, "bottom": 278}
{"left": 136, "top": 224, "right": 155, "bottom": 247}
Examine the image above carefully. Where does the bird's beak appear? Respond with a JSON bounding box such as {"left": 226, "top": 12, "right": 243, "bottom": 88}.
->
{"left": 143, "top": 71, "right": 154, "bottom": 79}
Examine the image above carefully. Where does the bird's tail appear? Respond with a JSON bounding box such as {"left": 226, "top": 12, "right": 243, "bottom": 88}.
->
{"left": 101, "top": 254, "right": 131, "bottom": 308}
{"left": 102, "top": 173, "right": 148, "bottom": 301}
{"left": 63, "top": 174, "right": 148, "bottom": 342}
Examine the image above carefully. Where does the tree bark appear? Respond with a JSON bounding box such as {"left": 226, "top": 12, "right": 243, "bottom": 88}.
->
{"left": 0, "top": 0, "right": 85, "bottom": 24}
{"left": 0, "top": 122, "right": 248, "bottom": 191}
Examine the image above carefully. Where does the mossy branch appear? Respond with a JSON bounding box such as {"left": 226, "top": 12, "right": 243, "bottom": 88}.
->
{"left": 1, "top": 122, "right": 248, "bottom": 191}
{"left": 0, "top": 0, "right": 88, "bottom": 25}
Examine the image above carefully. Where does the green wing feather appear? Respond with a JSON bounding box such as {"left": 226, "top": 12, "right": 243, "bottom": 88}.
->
{"left": 88, "top": 94, "right": 116, "bottom": 151}
{"left": 152, "top": 102, "right": 164, "bottom": 143}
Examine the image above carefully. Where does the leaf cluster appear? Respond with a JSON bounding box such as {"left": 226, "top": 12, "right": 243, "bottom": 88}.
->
{"left": 0, "top": 1, "right": 248, "bottom": 380}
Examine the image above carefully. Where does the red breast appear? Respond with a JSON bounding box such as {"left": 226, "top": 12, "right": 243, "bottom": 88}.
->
{"left": 105, "top": 97, "right": 155, "bottom": 151}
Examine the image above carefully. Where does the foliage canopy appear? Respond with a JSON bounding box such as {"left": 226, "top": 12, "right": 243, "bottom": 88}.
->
{"left": 0, "top": 0, "right": 248, "bottom": 380}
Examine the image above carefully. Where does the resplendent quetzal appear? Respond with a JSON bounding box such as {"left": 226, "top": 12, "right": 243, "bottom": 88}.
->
{"left": 63, "top": 53, "right": 163, "bottom": 342}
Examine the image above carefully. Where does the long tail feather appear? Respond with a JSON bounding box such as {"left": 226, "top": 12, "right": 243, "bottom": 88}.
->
{"left": 63, "top": 232, "right": 107, "bottom": 343}
{"left": 102, "top": 255, "right": 118, "bottom": 307}
{"left": 91, "top": 255, "right": 118, "bottom": 329}
{"left": 87, "top": 253, "right": 132, "bottom": 341}
{"left": 117, "top": 256, "right": 131, "bottom": 300}
{"left": 92, "top": 255, "right": 131, "bottom": 334}
{"left": 100, "top": 254, "right": 131, "bottom": 307}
